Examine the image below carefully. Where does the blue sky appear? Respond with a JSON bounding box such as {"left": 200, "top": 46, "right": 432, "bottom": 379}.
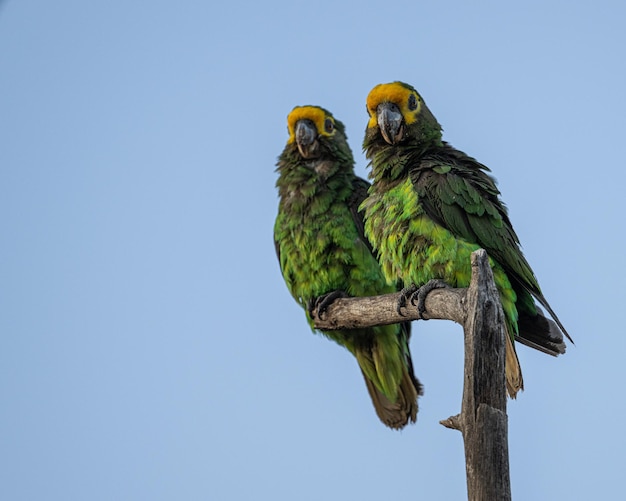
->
{"left": 1, "top": 1, "right": 625, "bottom": 499}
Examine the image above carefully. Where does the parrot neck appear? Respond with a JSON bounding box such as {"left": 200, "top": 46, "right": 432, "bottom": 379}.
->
{"left": 366, "top": 141, "right": 431, "bottom": 184}
{"left": 364, "top": 120, "right": 443, "bottom": 184}
{"left": 276, "top": 147, "right": 353, "bottom": 212}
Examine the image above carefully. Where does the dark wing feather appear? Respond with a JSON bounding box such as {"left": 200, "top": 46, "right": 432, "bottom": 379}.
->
{"left": 348, "top": 176, "right": 376, "bottom": 255}
{"left": 411, "top": 146, "right": 572, "bottom": 342}
{"left": 411, "top": 148, "right": 536, "bottom": 291}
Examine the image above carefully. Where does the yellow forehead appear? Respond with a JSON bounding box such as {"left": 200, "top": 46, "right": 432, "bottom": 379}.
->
{"left": 366, "top": 82, "right": 420, "bottom": 128}
{"left": 287, "top": 106, "right": 334, "bottom": 143}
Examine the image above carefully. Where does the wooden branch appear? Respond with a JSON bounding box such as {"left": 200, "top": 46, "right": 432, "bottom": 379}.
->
{"left": 312, "top": 287, "right": 466, "bottom": 329}
{"left": 312, "top": 249, "right": 511, "bottom": 501}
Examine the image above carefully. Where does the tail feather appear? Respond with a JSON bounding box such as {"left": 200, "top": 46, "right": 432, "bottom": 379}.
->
{"left": 532, "top": 294, "right": 574, "bottom": 345}
{"left": 354, "top": 323, "right": 422, "bottom": 429}
{"left": 362, "top": 367, "right": 422, "bottom": 430}
{"left": 516, "top": 306, "right": 567, "bottom": 356}
{"left": 505, "top": 330, "right": 524, "bottom": 398}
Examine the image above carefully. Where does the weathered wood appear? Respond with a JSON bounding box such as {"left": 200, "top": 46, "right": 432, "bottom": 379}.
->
{"left": 311, "top": 249, "right": 511, "bottom": 501}
{"left": 312, "top": 287, "right": 466, "bottom": 329}
{"left": 456, "top": 249, "right": 511, "bottom": 501}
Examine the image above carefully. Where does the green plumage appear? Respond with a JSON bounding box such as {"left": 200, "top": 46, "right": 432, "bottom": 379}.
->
{"left": 274, "top": 105, "right": 421, "bottom": 428}
{"left": 362, "top": 82, "right": 571, "bottom": 396}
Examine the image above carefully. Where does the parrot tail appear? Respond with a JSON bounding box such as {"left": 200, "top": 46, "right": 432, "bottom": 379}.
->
{"left": 362, "top": 369, "right": 421, "bottom": 430}
{"left": 505, "top": 330, "right": 524, "bottom": 398}
{"left": 359, "top": 348, "right": 422, "bottom": 430}
{"left": 516, "top": 306, "right": 567, "bottom": 356}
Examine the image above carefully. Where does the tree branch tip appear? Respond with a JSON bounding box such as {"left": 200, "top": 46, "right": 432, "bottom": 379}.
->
{"left": 470, "top": 248, "right": 488, "bottom": 263}
{"left": 440, "top": 414, "right": 462, "bottom": 431}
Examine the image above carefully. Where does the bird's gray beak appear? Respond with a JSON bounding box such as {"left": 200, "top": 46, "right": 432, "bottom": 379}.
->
{"left": 377, "top": 102, "right": 404, "bottom": 145}
{"left": 295, "top": 120, "right": 319, "bottom": 158}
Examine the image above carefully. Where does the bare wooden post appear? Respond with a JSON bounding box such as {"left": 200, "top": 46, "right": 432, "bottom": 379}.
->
{"left": 440, "top": 250, "right": 511, "bottom": 501}
{"left": 313, "top": 249, "right": 511, "bottom": 500}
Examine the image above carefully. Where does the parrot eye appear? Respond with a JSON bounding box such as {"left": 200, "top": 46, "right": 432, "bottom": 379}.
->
{"left": 408, "top": 94, "right": 418, "bottom": 111}
{"left": 324, "top": 118, "right": 334, "bottom": 133}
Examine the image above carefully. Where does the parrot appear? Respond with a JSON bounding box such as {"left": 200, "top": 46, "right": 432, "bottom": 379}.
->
{"left": 274, "top": 105, "right": 422, "bottom": 428}
{"left": 361, "top": 81, "right": 572, "bottom": 397}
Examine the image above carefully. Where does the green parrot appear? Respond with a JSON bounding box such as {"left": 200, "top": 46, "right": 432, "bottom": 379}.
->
{"left": 274, "top": 105, "right": 422, "bottom": 429}
{"left": 361, "top": 82, "right": 572, "bottom": 397}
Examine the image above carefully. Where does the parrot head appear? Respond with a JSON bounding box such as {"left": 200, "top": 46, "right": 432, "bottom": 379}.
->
{"left": 286, "top": 106, "right": 349, "bottom": 160}
{"left": 365, "top": 81, "right": 442, "bottom": 147}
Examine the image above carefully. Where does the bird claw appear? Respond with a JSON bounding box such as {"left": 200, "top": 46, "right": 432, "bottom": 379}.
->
{"left": 397, "top": 284, "right": 418, "bottom": 316}
{"left": 409, "top": 279, "right": 450, "bottom": 319}
{"left": 310, "top": 290, "right": 348, "bottom": 320}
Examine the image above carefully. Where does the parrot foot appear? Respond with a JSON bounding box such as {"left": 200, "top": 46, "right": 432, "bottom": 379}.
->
{"left": 409, "top": 279, "right": 450, "bottom": 319}
{"left": 397, "top": 284, "right": 419, "bottom": 316}
{"left": 309, "top": 290, "right": 348, "bottom": 319}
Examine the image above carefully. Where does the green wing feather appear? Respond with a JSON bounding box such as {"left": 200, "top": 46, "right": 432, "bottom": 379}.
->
{"left": 410, "top": 144, "right": 571, "bottom": 342}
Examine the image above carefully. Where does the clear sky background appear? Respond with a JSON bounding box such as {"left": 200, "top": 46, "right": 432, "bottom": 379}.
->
{"left": 1, "top": 1, "right": 624, "bottom": 499}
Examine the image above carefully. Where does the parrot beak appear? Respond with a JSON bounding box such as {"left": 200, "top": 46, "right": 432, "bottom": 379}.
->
{"left": 377, "top": 102, "right": 404, "bottom": 145}
{"left": 295, "top": 120, "right": 320, "bottom": 158}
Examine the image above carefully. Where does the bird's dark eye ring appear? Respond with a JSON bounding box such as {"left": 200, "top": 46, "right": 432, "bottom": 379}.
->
{"left": 408, "top": 94, "right": 418, "bottom": 111}
{"left": 324, "top": 118, "right": 334, "bottom": 133}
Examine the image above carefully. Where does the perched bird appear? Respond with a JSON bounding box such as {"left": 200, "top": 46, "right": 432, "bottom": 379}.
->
{"left": 274, "top": 105, "right": 422, "bottom": 428}
{"left": 362, "top": 82, "right": 572, "bottom": 397}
